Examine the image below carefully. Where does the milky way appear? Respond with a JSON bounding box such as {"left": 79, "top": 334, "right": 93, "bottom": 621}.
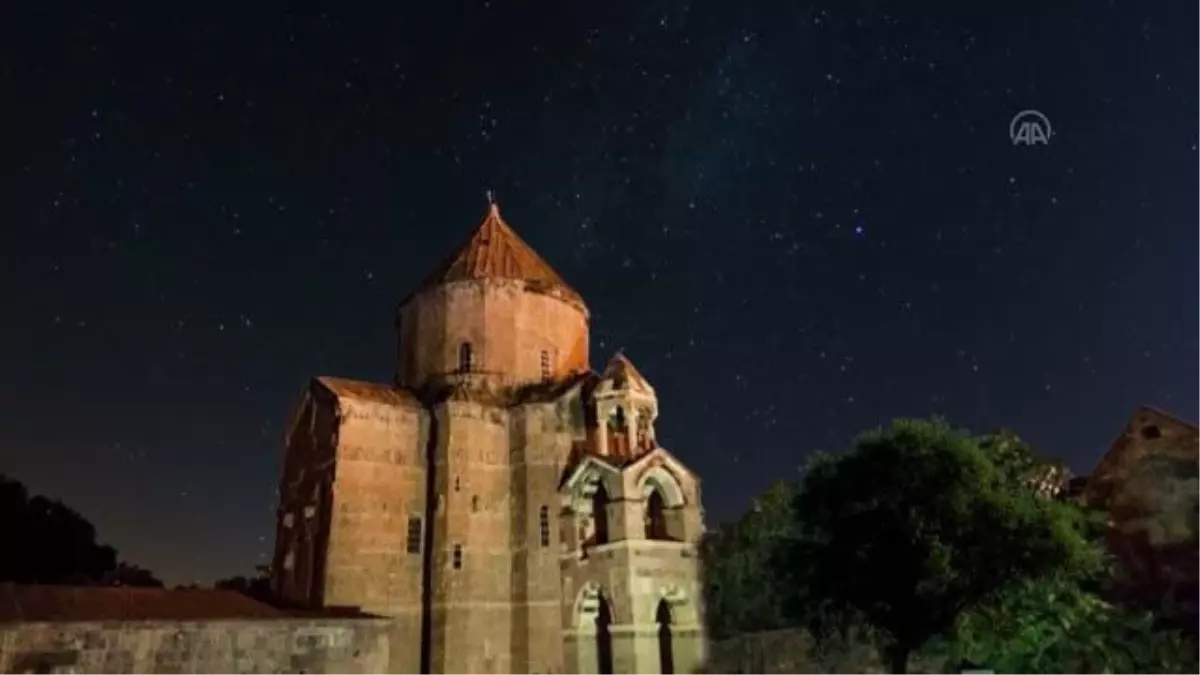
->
{"left": 1, "top": 0, "right": 1195, "bottom": 584}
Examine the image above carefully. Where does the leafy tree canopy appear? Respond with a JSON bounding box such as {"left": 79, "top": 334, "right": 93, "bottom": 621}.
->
{"left": 779, "top": 418, "right": 1100, "bottom": 673}
{"left": 935, "top": 570, "right": 1198, "bottom": 674}
{"left": 101, "top": 562, "right": 163, "bottom": 588}
{"left": 944, "top": 430, "right": 1197, "bottom": 673}
{"left": 976, "top": 429, "right": 1073, "bottom": 496}
{"left": 702, "top": 480, "right": 797, "bottom": 639}
{"left": 0, "top": 473, "right": 161, "bottom": 587}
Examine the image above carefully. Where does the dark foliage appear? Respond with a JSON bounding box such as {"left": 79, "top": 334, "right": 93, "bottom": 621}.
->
{"left": 701, "top": 481, "right": 797, "bottom": 639}
{"left": 0, "top": 473, "right": 161, "bottom": 586}
{"left": 776, "top": 418, "right": 1099, "bottom": 673}
{"left": 214, "top": 564, "right": 274, "bottom": 603}
{"left": 701, "top": 418, "right": 1196, "bottom": 673}
{"left": 101, "top": 561, "right": 164, "bottom": 588}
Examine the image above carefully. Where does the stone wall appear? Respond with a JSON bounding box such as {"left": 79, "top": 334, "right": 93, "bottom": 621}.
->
{"left": 1085, "top": 406, "right": 1199, "bottom": 627}
{"left": 277, "top": 377, "right": 431, "bottom": 673}
{"left": 0, "top": 618, "right": 390, "bottom": 674}
{"left": 429, "top": 399, "right": 516, "bottom": 673}
{"left": 700, "top": 628, "right": 942, "bottom": 674}
{"left": 275, "top": 385, "right": 340, "bottom": 608}
{"left": 396, "top": 279, "right": 590, "bottom": 393}
{"left": 327, "top": 393, "right": 428, "bottom": 674}
{"left": 509, "top": 399, "right": 580, "bottom": 673}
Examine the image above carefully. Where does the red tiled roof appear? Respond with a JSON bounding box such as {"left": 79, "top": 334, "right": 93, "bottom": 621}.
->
{"left": 405, "top": 203, "right": 585, "bottom": 309}
{"left": 314, "top": 376, "right": 420, "bottom": 408}
{"left": 0, "top": 584, "right": 286, "bottom": 622}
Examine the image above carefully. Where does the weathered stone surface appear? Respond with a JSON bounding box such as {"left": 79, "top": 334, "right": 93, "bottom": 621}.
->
{"left": 1083, "top": 406, "right": 1199, "bottom": 626}
{"left": 0, "top": 619, "right": 390, "bottom": 674}
{"left": 398, "top": 277, "right": 591, "bottom": 396}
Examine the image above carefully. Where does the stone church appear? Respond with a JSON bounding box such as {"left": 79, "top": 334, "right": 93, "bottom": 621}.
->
{"left": 273, "top": 201, "right": 709, "bottom": 673}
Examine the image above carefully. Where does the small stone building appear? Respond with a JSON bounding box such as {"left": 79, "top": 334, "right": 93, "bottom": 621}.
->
{"left": 0, "top": 583, "right": 390, "bottom": 673}
{"left": 272, "top": 201, "right": 709, "bottom": 673}
{"left": 1082, "top": 405, "right": 1199, "bottom": 626}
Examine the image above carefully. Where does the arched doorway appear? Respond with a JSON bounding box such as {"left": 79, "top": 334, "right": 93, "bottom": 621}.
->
{"left": 596, "top": 594, "right": 614, "bottom": 675}
{"left": 656, "top": 598, "right": 674, "bottom": 674}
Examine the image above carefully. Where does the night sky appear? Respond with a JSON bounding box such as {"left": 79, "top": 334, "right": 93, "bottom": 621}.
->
{"left": 2, "top": 0, "right": 1196, "bottom": 585}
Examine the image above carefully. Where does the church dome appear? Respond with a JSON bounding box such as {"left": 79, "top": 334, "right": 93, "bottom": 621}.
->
{"left": 394, "top": 201, "right": 591, "bottom": 393}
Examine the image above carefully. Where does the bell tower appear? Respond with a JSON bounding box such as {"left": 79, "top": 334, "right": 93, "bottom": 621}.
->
{"left": 593, "top": 352, "right": 659, "bottom": 460}
{"left": 559, "top": 352, "right": 708, "bottom": 674}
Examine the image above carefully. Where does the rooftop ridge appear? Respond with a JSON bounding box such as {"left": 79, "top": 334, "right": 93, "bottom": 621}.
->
{"left": 1137, "top": 404, "right": 1199, "bottom": 431}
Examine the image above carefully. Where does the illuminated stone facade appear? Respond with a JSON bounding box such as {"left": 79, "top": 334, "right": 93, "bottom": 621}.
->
{"left": 275, "top": 203, "right": 708, "bottom": 673}
{"left": 1084, "top": 406, "right": 1199, "bottom": 626}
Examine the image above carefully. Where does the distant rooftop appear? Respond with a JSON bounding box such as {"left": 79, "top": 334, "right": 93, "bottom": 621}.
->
{"left": 315, "top": 375, "right": 420, "bottom": 408}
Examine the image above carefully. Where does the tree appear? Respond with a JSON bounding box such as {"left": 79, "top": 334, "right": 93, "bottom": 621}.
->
{"left": 942, "top": 432, "right": 1198, "bottom": 673}
{"left": 0, "top": 473, "right": 161, "bottom": 586}
{"left": 936, "top": 570, "right": 1198, "bottom": 673}
{"left": 976, "top": 429, "right": 1072, "bottom": 498}
{"left": 701, "top": 481, "right": 797, "bottom": 639}
{"left": 102, "top": 562, "right": 164, "bottom": 588}
{"left": 0, "top": 473, "right": 119, "bottom": 584}
{"left": 214, "top": 564, "right": 274, "bottom": 603}
{"left": 779, "top": 418, "right": 1099, "bottom": 673}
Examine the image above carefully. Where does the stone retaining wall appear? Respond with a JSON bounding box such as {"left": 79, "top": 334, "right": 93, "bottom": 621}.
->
{"left": 0, "top": 618, "right": 390, "bottom": 674}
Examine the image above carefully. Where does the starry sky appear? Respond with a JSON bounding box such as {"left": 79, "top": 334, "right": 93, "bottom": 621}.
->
{"left": 2, "top": 0, "right": 1196, "bottom": 585}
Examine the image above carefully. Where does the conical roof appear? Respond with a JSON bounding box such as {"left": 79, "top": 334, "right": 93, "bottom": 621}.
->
{"left": 601, "top": 351, "right": 654, "bottom": 394}
{"left": 407, "top": 202, "right": 585, "bottom": 308}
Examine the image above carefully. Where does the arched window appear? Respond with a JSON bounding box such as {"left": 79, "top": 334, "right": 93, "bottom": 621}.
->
{"left": 540, "top": 350, "right": 551, "bottom": 381}
{"left": 471, "top": 495, "right": 480, "bottom": 512}
{"left": 636, "top": 408, "right": 654, "bottom": 450}
{"left": 538, "top": 505, "right": 551, "bottom": 547}
{"left": 608, "top": 406, "right": 627, "bottom": 431}
{"left": 452, "top": 544, "right": 463, "bottom": 570}
{"left": 645, "top": 489, "right": 669, "bottom": 540}
{"left": 592, "top": 483, "right": 610, "bottom": 545}
{"left": 458, "top": 342, "right": 474, "bottom": 373}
